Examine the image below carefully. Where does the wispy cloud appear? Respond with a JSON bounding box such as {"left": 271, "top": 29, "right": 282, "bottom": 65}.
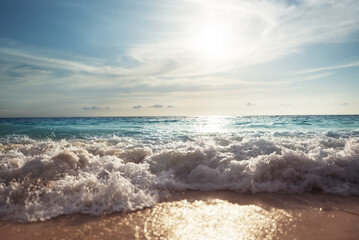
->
{"left": 0, "top": 63, "right": 53, "bottom": 84}
{"left": 2, "top": 0, "right": 357, "bottom": 80}
{"left": 0, "top": 0, "right": 357, "bottom": 92}
{"left": 288, "top": 72, "right": 333, "bottom": 82}
{"left": 125, "top": 0, "right": 359, "bottom": 77}
{"left": 0, "top": 47, "right": 99, "bottom": 73}
{"left": 294, "top": 61, "right": 359, "bottom": 75}
{"left": 133, "top": 105, "right": 142, "bottom": 109}
{"left": 246, "top": 102, "right": 255, "bottom": 107}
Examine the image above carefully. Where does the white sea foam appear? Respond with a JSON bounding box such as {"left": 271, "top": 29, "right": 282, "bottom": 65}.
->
{"left": 0, "top": 133, "right": 359, "bottom": 222}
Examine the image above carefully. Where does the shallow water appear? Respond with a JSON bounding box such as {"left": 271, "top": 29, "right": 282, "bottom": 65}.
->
{"left": 2, "top": 192, "right": 359, "bottom": 240}
{"left": 0, "top": 116, "right": 358, "bottom": 221}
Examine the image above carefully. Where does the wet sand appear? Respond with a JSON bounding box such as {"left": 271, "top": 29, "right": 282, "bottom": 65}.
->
{"left": 1, "top": 191, "right": 359, "bottom": 240}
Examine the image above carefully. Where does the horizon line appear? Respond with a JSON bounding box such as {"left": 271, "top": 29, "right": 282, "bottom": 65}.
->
{"left": 1, "top": 114, "right": 359, "bottom": 119}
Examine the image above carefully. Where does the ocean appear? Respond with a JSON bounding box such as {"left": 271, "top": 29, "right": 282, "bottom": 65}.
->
{"left": 0, "top": 115, "right": 358, "bottom": 222}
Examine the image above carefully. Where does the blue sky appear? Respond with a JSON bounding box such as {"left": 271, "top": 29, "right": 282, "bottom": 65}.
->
{"left": 1, "top": 0, "right": 359, "bottom": 117}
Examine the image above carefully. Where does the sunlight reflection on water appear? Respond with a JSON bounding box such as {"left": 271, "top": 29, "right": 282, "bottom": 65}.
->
{"left": 144, "top": 199, "right": 292, "bottom": 240}
{"left": 194, "top": 116, "right": 232, "bottom": 134}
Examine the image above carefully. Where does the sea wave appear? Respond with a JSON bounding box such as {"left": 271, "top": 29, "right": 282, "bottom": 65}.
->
{"left": 1, "top": 132, "right": 359, "bottom": 222}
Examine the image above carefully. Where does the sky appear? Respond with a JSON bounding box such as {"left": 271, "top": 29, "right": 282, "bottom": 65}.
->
{"left": 0, "top": 0, "right": 359, "bottom": 117}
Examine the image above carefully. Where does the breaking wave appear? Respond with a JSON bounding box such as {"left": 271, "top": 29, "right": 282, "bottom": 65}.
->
{"left": 1, "top": 130, "right": 359, "bottom": 222}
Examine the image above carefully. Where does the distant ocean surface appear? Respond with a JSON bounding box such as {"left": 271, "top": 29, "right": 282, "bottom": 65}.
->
{"left": 1, "top": 115, "right": 359, "bottom": 222}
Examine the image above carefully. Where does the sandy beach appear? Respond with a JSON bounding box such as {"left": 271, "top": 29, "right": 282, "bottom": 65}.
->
{"left": 1, "top": 191, "right": 359, "bottom": 240}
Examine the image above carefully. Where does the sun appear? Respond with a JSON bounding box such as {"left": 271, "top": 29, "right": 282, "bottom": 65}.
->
{"left": 190, "top": 19, "right": 233, "bottom": 60}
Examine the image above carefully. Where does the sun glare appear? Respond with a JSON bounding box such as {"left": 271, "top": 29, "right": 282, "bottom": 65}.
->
{"left": 190, "top": 19, "right": 233, "bottom": 60}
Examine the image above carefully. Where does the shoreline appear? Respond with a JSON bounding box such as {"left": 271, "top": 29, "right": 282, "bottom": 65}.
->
{"left": 1, "top": 191, "right": 359, "bottom": 240}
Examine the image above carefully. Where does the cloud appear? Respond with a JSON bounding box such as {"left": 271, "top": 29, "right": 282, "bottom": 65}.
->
{"left": 288, "top": 72, "right": 333, "bottom": 83}
{"left": 342, "top": 102, "right": 349, "bottom": 106}
{"left": 0, "top": 63, "right": 53, "bottom": 84}
{"left": 0, "top": 47, "right": 100, "bottom": 73}
{"left": 82, "top": 106, "right": 108, "bottom": 110}
{"left": 2, "top": 0, "right": 357, "bottom": 80}
{"left": 149, "top": 104, "right": 164, "bottom": 108}
{"left": 294, "top": 61, "right": 359, "bottom": 75}
{"left": 124, "top": 0, "right": 359, "bottom": 77}
{"left": 246, "top": 102, "right": 255, "bottom": 106}
{"left": 1, "top": 0, "right": 358, "bottom": 95}
{"left": 135, "top": 104, "right": 174, "bottom": 109}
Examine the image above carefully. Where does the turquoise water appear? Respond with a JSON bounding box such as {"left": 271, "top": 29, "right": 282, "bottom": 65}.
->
{"left": 0, "top": 115, "right": 359, "bottom": 222}
{"left": 1, "top": 115, "right": 358, "bottom": 140}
